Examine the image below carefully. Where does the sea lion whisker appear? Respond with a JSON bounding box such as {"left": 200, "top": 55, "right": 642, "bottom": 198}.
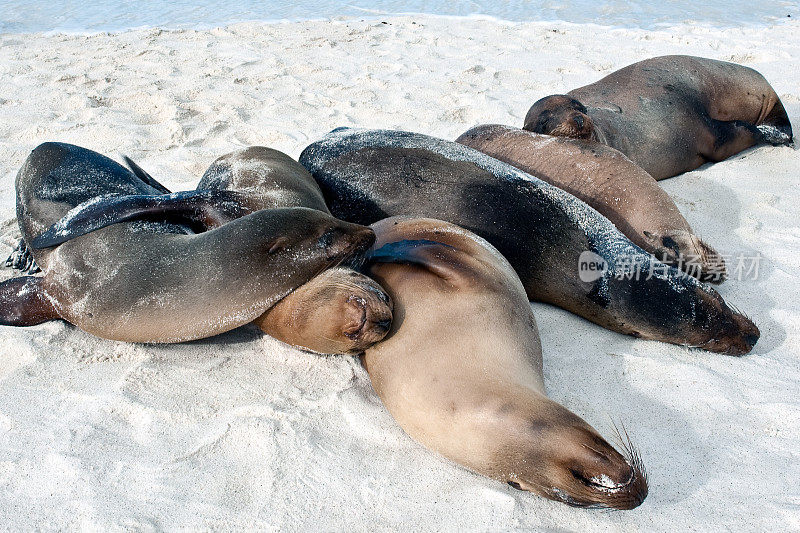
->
{"left": 580, "top": 443, "right": 609, "bottom": 456}
{"left": 613, "top": 421, "right": 648, "bottom": 487}
{"left": 688, "top": 236, "right": 704, "bottom": 267}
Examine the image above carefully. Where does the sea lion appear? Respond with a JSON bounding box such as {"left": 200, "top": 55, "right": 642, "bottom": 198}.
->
{"left": 456, "top": 124, "right": 726, "bottom": 283}
{"left": 194, "top": 146, "right": 332, "bottom": 215}
{"left": 194, "top": 146, "right": 393, "bottom": 354}
{"left": 0, "top": 142, "right": 378, "bottom": 344}
{"left": 523, "top": 55, "right": 793, "bottom": 180}
{"left": 362, "top": 217, "right": 648, "bottom": 509}
{"left": 299, "top": 127, "right": 760, "bottom": 355}
{"left": 252, "top": 265, "right": 392, "bottom": 355}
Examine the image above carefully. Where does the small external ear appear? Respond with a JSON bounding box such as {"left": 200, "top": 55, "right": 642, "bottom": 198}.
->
{"left": 642, "top": 231, "right": 655, "bottom": 239}
{"left": 367, "top": 239, "right": 471, "bottom": 283}
{"left": 268, "top": 237, "right": 290, "bottom": 254}
{"left": 660, "top": 235, "right": 680, "bottom": 255}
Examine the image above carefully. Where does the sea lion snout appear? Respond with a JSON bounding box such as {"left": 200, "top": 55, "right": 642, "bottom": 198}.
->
{"left": 341, "top": 273, "right": 394, "bottom": 351}
{"left": 711, "top": 313, "right": 760, "bottom": 356}
{"left": 528, "top": 423, "right": 648, "bottom": 510}
{"left": 563, "top": 441, "right": 648, "bottom": 510}
{"left": 503, "top": 415, "right": 648, "bottom": 510}
{"left": 691, "top": 288, "right": 760, "bottom": 355}
{"left": 255, "top": 266, "right": 392, "bottom": 355}
{"left": 523, "top": 95, "right": 594, "bottom": 139}
{"left": 343, "top": 291, "right": 393, "bottom": 343}
{"left": 316, "top": 223, "right": 376, "bottom": 263}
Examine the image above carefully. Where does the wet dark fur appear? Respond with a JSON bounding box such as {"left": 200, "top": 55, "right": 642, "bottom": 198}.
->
{"left": 16, "top": 142, "right": 188, "bottom": 254}
{"left": 299, "top": 128, "right": 759, "bottom": 354}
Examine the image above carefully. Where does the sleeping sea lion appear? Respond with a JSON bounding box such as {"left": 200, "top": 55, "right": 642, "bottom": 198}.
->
{"left": 523, "top": 55, "right": 793, "bottom": 179}
{"left": 0, "top": 142, "right": 377, "bottom": 344}
{"left": 456, "top": 124, "right": 726, "bottom": 282}
{"left": 299, "top": 127, "right": 760, "bottom": 355}
{"left": 363, "top": 217, "right": 648, "bottom": 509}
{"left": 194, "top": 146, "right": 393, "bottom": 354}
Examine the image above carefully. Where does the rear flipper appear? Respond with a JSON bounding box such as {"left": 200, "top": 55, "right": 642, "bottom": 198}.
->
{"left": 704, "top": 119, "right": 762, "bottom": 162}
{"left": 4, "top": 239, "right": 40, "bottom": 274}
{"left": 31, "top": 190, "right": 254, "bottom": 249}
{"left": 704, "top": 117, "right": 790, "bottom": 163}
{"left": 758, "top": 99, "right": 793, "bottom": 146}
{"left": 756, "top": 124, "right": 793, "bottom": 146}
{"left": 0, "top": 276, "right": 59, "bottom": 326}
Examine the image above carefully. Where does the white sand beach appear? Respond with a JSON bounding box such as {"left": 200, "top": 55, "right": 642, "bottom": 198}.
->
{"left": 0, "top": 16, "right": 798, "bottom": 530}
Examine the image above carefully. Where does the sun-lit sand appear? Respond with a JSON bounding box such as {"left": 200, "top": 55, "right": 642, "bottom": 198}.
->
{"left": 0, "top": 16, "right": 798, "bottom": 530}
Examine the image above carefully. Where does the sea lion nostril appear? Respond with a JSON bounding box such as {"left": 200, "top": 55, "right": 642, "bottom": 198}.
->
{"left": 375, "top": 318, "right": 392, "bottom": 331}
{"left": 570, "top": 468, "right": 591, "bottom": 485}
{"left": 744, "top": 333, "right": 759, "bottom": 348}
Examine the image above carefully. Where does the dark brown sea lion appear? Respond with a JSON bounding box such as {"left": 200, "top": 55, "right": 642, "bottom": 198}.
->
{"left": 299, "top": 127, "right": 760, "bottom": 355}
{"left": 363, "top": 217, "right": 648, "bottom": 509}
{"left": 0, "top": 142, "right": 379, "bottom": 344}
{"left": 456, "top": 124, "right": 726, "bottom": 282}
{"left": 523, "top": 55, "right": 793, "bottom": 179}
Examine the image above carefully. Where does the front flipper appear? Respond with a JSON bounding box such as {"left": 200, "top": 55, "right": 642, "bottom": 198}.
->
{"left": 4, "top": 239, "right": 41, "bottom": 274}
{"left": 31, "top": 190, "right": 254, "bottom": 249}
{"left": 367, "top": 239, "right": 469, "bottom": 283}
{"left": 122, "top": 155, "right": 173, "bottom": 194}
{"left": 0, "top": 276, "right": 59, "bottom": 326}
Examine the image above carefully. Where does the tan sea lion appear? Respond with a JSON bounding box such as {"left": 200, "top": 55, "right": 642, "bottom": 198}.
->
{"left": 253, "top": 265, "right": 392, "bottom": 354}
{"left": 0, "top": 142, "right": 379, "bottom": 345}
{"left": 456, "top": 124, "right": 726, "bottom": 283}
{"left": 523, "top": 55, "right": 793, "bottom": 179}
{"left": 363, "top": 217, "right": 648, "bottom": 509}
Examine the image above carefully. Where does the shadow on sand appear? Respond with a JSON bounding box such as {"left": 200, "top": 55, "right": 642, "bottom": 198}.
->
{"left": 661, "top": 155, "right": 786, "bottom": 355}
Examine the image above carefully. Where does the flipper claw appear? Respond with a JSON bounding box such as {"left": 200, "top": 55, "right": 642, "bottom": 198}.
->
{"left": 5, "top": 238, "right": 40, "bottom": 274}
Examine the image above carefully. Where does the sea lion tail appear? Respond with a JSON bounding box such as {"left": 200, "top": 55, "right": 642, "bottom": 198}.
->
{"left": 0, "top": 276, "right": 59, "bottom": 327}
